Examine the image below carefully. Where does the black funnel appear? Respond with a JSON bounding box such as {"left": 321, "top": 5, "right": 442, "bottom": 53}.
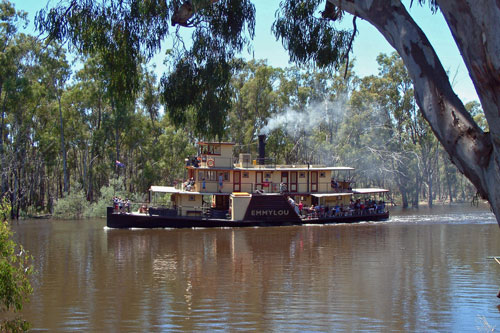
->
{"left": 258, "top": 134, "right": 266, "bottom": 165}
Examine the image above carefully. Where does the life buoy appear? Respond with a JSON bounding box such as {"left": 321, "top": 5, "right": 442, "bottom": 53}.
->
{"left": 207, "top": 159, "right": 215, "bottom": 167}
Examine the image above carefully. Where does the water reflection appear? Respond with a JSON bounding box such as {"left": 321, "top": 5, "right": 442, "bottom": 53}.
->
{"left": 11, "top": 207, "right": 500, "bottom": 331}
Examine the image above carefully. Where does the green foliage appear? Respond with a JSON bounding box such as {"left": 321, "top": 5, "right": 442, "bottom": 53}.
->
{"left": 272, "top": 0, "right": 351, "bottom": 69}
{"left": 84, "top": 177, "right": 129, "bottom": 218}
{"left": 36, "top": 0, "right": 255, "bottom": 139}
{"left": 160, "top": 58, "right": 233, "bottom": 138}
{"left": 465, "top": 101, "right": 488, "bottom": 132}
{"left": 0, "top": 197, "right": 33, "bottom": 331}
{"left": 52, "top": 189, "right": 90, "bottom": 219}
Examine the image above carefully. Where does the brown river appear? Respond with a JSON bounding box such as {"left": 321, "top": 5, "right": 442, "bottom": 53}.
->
{"left": 12, "top": 204, "right": 500, "bottom": 331}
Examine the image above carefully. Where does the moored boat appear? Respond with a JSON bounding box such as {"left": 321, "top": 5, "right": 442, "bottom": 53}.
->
{"left": 107, "top": 136, "right": 389, "bottom": 228}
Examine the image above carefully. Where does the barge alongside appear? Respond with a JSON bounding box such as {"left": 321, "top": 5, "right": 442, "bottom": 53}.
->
{"left": 107, "top": 136, "right": 389, "bottom": 229}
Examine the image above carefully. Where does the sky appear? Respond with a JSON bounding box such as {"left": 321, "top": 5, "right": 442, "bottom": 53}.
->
{"left": 13, "top": 0, "right": 478, "bottom": 103}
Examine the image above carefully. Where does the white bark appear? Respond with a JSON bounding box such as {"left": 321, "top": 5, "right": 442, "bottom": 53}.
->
{"left": 328, "top": 0, "right": 500, "bottom": 224}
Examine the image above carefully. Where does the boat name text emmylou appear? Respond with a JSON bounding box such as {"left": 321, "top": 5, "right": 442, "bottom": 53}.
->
{"left": 250, "top": 209, "right": 290, "bottom": 217}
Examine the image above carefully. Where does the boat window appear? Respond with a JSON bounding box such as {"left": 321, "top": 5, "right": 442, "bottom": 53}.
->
{"left": 206, "top": 170, "right": 217, "bottom": 181}
{"left": 200, "top": 144, "right": 221, "bottom": 155}
{"left": 212, "top": 145, "right": 221, "bottom": 154}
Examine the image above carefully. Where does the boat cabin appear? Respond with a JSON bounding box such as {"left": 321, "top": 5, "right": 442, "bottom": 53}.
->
{"left": 147, "top": 137, "right": 388, "bottom": 221}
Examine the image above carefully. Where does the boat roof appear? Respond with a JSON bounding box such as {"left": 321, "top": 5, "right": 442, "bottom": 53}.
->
{"left": 149, "top": 186, "right": 229, "bottom": 195}
{"left": 312, "top": 193, "right": 353, "bottom": 198}
{"left": 352, "top": 188, "right": 389, "bottom": 194}
{"left": 197, "top": 141, "right": 235, "bottom": 146}
{"left": 231, "top": 166, "right": 355, "bottom": 171}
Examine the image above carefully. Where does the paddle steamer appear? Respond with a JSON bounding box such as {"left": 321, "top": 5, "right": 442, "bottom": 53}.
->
{"left": 107, "top": 135, "right": 389, "bottom": 228}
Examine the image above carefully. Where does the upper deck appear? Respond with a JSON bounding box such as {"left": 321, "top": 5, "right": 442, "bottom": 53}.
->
{"left": 180, "top": 140, "right": 357, "bottom": 195}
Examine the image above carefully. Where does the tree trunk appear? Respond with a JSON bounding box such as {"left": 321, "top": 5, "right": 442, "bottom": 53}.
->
{"left": 58, "top": 96, "right": 69, "bottom": 194}
{"left": 0, "top": 90, "right": 7, "bottom": 195}
{"left": 329, "top": 0, "right": 500, "bottom": 224}
{"left": 413, "top": 173, "right": 420, "bottom": 208}
{"left": 428, "top": 174, "right": 433, "bottom": 207}
{"left": 401, "top": 190, "right": 408, "bottom": 208}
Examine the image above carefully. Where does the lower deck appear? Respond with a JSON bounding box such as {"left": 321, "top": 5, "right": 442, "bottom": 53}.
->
{"left": 107, "top": 207, "right": 389, "bottom": 229}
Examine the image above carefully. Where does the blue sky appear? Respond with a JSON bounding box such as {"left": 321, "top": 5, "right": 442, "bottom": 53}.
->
{"left": 13, "top": 0, "right": 478, "bottom": 103}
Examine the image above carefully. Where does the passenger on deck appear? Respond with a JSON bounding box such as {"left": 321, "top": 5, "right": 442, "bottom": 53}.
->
{"left": 139, "top": 204, "right": 148, "bottom": 214}
{"left": 125, "top": 199, "right": 130, "bottom": 213}
{"left": 309, "top": 205, "right": 315, "bottom": 218}
{"left": 378, "top": 200, "right": 385, "bottom": 213}
{"left": 314, "top": 204, "right": 320, "bottom": 217}
{"left": 334, "top": 204, "right": 341, "bottom": 216}
{"left": 185, "top": 177, "right": 195, "bottom": 191}
{"left": 331, "top": 179, "right": 339, "bottom": 191}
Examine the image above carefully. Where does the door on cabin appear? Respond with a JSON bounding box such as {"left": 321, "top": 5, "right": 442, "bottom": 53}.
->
{"left": 281, "top": 172, "right": 289, "bottom": 192}
{"left": 233, "top": 171, "right": 241, "bottom": 192}
{"left": 255, "top": 171, "right": 263, "bottom": 191}
{"left": 311, "top": 171, "right": 318, "bottom": 192}
{"left": 290, "top": 171, "right": 298, "bottom": 192}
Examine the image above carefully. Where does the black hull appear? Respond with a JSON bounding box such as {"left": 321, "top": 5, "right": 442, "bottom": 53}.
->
{"left": 106, "top": 207, "right": 389, "bottom": 229}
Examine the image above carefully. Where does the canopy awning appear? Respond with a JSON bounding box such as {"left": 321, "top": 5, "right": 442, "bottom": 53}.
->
{"left": 311, "top": 193, "right": 353, "bottom": 198}
{"left": 149, "top": 186, "right": 229, "bottom": 195}
{"left": 352, "top": 188, "right": 389, "bottom": 194}
{"left": 149, "top": 186, "right": 180, "bottom": 193}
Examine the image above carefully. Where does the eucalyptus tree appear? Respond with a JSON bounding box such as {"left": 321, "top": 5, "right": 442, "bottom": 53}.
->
{"left": 71, "top": 56, "right": 112, "bottom": 201}
{"left": 141, "top": 68, "right": 161, "bottom": 140}
{"left": 374, "top": 52, "right": 422, "bottom": 207}
{"left": 38, "top": 41, "right": 71, "bottom": 193}
{"left": 0, "top": 1, "right": 27, "bottom": 197}
{"left": 228, "top": 60, "right": 280, "bottom": 149}
{"left": 0, "top": 29, "right": 43, "bottom": 217}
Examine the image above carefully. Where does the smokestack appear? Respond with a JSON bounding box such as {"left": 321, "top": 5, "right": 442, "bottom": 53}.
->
{"left": 258, "top": 134, "right": 266, "bottom": 165}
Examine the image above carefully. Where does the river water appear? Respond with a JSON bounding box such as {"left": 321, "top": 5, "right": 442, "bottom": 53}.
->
{"left": 12, "top": 204, "right": 500, "bottom": 331}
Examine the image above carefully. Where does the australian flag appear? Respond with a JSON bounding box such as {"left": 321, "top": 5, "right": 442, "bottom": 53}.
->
{"left": 115, "top": 160, "right": 125, "bottom": 168}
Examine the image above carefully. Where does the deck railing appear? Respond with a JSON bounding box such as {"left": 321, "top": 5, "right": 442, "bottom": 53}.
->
{"left": 178, "top": 180, "right": 354, "bottom": 195}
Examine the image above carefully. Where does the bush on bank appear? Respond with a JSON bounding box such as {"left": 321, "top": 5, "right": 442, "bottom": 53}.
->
{"left": 0, "top": 197, "right": 34, "bottom": 331}
{"left": 52, "top": 177, "right": 145, "bottom": 219}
